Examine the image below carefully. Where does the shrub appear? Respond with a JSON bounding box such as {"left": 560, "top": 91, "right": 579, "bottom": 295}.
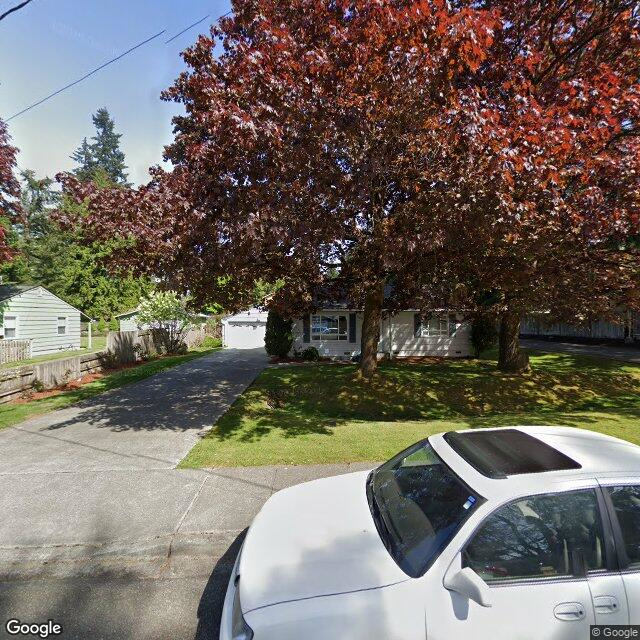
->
{"left": 137, "top": 291, "right": 195, "bottom": 354}
{"left": 264, "top": 310, "right": 294, "bottom": 357}
{"left": 470, "top": 314, "right": 498, "bottom": 358}
{"left": 300, "top": 346, "right": 320, "bottom": 361}
{"left": 201, "top": 335, "right": 222, "bottom": 349}
{"left": 97, "top": 318, "right": 108, "bottom": 334}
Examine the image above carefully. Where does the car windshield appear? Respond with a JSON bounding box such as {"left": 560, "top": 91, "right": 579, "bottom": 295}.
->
{"left": 368, "top": 439, "right": 482, "bottom": 578}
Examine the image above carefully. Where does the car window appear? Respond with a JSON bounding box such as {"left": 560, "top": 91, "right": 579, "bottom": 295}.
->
{"left": 606, "top": 485, "right": 640, "bottom": 569}
{"left": 369, "top": 440, "right": 482, "bottom": 578}
{"left": 463, "top": 490, "right": 605, "bottom": 582}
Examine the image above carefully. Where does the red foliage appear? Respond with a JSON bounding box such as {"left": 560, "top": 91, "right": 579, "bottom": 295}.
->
{"left": 0, "top": 119, "right": 21, "bottom": 261}
{"left": 60, "top": 1, "right": 640, "bottom": 364}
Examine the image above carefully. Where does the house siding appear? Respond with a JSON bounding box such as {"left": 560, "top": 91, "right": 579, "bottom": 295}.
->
{"left": 118, "top": 313, "right": 138, "bottom": 332}
{"left": 0, "top": 288, "right": 81, "bottom": 354}
{"left": 292, "top": 310, "right": 471, "bottom": 358}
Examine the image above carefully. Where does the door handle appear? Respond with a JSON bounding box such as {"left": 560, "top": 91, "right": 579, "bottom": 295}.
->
{"left": 554, "top": 602, "right": 587, "bottom": 621}
{"left": 594, "top": 596, "right": 620, "bottom": 615}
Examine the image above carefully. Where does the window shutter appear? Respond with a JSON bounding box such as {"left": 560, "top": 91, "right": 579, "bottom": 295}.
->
{"left": 303, "top": 314, "right": 311, "bottom": 343}
{"left": 414, "top": 313, "right": 422, "bottom": 338}
{"left": 349, "top": 313, "right": 356, "bottom": 343}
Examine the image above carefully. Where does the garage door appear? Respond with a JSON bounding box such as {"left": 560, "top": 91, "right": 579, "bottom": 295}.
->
{"left": 224, "top": 321, "right": 267, "bottom": 349}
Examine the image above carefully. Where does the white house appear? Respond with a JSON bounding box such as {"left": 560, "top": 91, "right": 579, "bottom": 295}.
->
{"left": 222, "top": 308, "right": 269, "bottom": 349}
{"left": 0, "top": 285, "right": 90, "bottom": 355}
{"left": 292, "top": 309, "right": 471, "bottom": 359}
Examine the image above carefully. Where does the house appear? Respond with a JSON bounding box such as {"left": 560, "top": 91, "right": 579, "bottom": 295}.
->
{"left": 521, "top": 311, "right": 640, "bottom": 343}
{"left": 0, "top": 285, "right": 90, "bottom": 355}
{"left": 115, "top": 309, "right": 211, "bottom": 332}
{"left": 222, "top": 308, "right": 268, "bottom": 349}
{"left": 292, "top": 308, "right": 471, "bottom": 358}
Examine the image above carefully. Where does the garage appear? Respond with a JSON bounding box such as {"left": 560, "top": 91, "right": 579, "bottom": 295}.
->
{"left": 222, "top": 308, "right": 268, "bottom": 350}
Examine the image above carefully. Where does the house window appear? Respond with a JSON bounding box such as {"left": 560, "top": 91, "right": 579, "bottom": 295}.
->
{"left": 311, "top": 314, "right": 348, "bottom": 341}
{"left": 3, "top": 315, "right": 17, "bottom": 339}
{"left": 421, "top": 314, "right": 449, "bottom": 337}
{"left": 57, "top": 316, "right": 67, "bottom": 336}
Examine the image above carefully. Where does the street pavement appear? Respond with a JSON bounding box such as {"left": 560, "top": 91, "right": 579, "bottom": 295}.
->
{"left": 0, "top": 348, "right": 378, "bottom": 639}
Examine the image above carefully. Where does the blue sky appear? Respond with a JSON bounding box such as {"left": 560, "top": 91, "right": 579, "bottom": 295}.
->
{"left": 0, "top": 0, "right": 231, "bottom": 185}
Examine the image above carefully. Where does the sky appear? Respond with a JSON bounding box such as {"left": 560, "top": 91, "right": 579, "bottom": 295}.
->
{"left": 0, "top": 0, "right": 232, "bottom": 186}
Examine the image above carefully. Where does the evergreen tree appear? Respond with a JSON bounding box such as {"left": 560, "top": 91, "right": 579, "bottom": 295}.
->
{"left": 90, "top": 108, "right": 128, "bottom": 185}
{"left": 70, "top": 109, "right": 128, "bottom": 185}
{"left": 70, "top": 137, "right": 96, "bottom": 182}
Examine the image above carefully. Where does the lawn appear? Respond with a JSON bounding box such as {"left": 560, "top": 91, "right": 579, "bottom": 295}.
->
{"left": 0, "top": 336, "right": 108, "bottom": 371}
{"left": 180, "top": 351, "right": 640, "bottom": 468}
{"left": 0, "top": 347, "right": 219, "bottom": 430}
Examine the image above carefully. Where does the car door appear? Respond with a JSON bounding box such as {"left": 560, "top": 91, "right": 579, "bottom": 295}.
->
{"left": 428, "top": 488, "right": 612, "bottom": 640}
{"left": 602, "top": 482, "right": 640, "bottom": 624}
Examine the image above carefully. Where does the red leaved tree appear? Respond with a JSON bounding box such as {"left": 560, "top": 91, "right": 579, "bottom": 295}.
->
{"left": 0, "top": 119, "right": 21, "bottom": 261}
{"left": 60, "top": 0, "right": 640, "bottom": 375}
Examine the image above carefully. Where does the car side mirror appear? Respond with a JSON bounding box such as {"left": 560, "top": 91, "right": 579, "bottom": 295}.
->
{"left": 443, "top": 567, "right": 492, "bottom": 608}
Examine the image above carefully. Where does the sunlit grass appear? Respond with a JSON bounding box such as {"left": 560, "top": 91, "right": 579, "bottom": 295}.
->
{"left": 180, "top": 351, "right": 640, "bottom": 467}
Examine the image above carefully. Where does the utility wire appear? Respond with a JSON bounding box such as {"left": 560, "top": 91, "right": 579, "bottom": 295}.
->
{"left": 5, "top": 11, "right": 233, "bottom": 122}
{"left": 165, "top": 14, "right": 210, "bottom": 44}
{"left": 6, "top": 29, "right": 166, "bottom": 122}
{"left": 0, "top": 0, "right": 34, "bottom": 23}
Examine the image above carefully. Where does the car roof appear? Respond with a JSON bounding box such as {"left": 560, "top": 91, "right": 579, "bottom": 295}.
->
{"left": 430, "top": 426, "right": 640, "bottom": 503}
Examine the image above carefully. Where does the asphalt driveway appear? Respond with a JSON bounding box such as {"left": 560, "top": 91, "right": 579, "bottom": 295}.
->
{"left": 522, "top": 338, "right": 640, "bottom": 364}
{"left": 0, "top": 346, "right": 375, "bottom": 639}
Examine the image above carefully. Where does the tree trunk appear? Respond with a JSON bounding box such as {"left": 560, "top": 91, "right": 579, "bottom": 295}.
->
{"left": 360, "top": 281, "right": 385, "bottom": 378}
{"left": 498, "top": 310, "right": 529, "bottom": 373}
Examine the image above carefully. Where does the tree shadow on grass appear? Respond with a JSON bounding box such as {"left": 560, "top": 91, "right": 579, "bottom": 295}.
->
{"left": 208, "top": 352, "right": 640, "bottom": 444}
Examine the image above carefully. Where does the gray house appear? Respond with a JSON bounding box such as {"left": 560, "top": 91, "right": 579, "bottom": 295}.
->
{"left": 0, "top": 285, "right": 89, "bottom": 355}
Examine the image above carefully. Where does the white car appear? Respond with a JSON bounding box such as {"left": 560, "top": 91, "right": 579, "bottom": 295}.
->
{"left": 220, "top": 426, "right": 640, "bottom": 639}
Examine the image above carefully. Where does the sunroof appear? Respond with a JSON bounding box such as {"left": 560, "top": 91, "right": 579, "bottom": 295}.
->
{"left": 444, "top": 430, "right": 582, "bottom": 479}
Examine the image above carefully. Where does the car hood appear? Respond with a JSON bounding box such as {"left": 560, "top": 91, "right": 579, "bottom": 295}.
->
{"left": 238, "top": 470, "right": 410, "bottom": 613}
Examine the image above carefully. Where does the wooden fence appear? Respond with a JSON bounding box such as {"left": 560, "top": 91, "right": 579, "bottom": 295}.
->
{"left": 0, "top": 326, "right": 211, "bottom": 404}
{"left": 0, "top": 339, "right": 32, "bottom": 365}
{"left": 521, "top": 312, "right": 638, "bottom": 342}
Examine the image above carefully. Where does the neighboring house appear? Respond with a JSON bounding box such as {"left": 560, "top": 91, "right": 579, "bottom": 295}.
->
{"left": 222, "top": 308, "right": 268, "bottom": 349}
{"left": 0, "top": 285, "right": 89, "bottom": 355}
{"left": 115, "top": 309, "right": 211, "bottom": 332}
{"left": 521, "top": 311, "right": 640, "bottom": 343}
{"left": 292, "top": 308, "right": 471, "bottom": 358}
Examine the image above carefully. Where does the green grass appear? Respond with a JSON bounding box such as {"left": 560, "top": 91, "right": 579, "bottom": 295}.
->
{"left": 0, "top": 347, "right": 219, "bottom": 430}
{"left": 180, "top": 351, "right": 640, "bottom": 468}
{"left": 81, "top": 335, "right": 107, "bottom": 352}
{"left": 0, "top": 336, "right": 109, "bottom": 371}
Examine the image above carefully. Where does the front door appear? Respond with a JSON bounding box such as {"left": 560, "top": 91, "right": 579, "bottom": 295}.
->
{"left": 431, "top": 488, "right": 611, "bottom": 639}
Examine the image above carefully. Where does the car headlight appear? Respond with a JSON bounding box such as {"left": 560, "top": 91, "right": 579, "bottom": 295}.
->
{"left": 232, "top": 577, "right": 254, "bottom": 640}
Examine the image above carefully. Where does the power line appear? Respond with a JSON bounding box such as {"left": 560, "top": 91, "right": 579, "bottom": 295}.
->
{"left": 6, "top": 29, "right": 166, "bottom": 122}
{"left": 165, "top": 14, "right": 210, "bottom": 44}
{"left": 0, "top": 0, "right": 34, "bottom": 23}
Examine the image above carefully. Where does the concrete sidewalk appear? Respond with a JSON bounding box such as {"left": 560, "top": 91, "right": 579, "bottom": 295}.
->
{"left": 0, "top": 462, "right": 375, "bottom": 581}
{"left": 0, "top": 345, "right": 377, "bottom": 639}
{"left": 0, "top": 463, "right": 376, "bottom": 640}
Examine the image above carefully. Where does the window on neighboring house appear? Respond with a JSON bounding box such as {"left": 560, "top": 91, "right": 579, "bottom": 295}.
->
{"left": 3, "top": 315, "right": 17, "bottom": 339}
{"left": 311, "top": 314, "right": 348, "bottom": 341}
{"left": 57, "top": 316, "right": 67, "bottom": 336}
